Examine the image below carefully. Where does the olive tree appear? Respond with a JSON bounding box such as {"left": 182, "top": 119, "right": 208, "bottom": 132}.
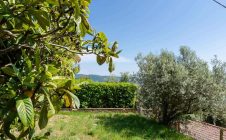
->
{"left": 0, "top": 0, "right": 120, "bottom": 139}
{"left": 120, "top": 72, "right": 130, "bottom": 82}
{"left": 204, "top": 56, "right": 226, "bottom": 126}
{"left": 135, "top": 47, "right": 214, "bottom": 124}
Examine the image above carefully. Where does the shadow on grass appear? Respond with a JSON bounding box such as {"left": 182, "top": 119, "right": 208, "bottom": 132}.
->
{"left": 97, "top": 114, "right": 189, "bottom": 139}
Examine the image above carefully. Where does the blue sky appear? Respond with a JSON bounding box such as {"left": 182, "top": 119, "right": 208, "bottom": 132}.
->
{"left": 79, "top": 0, "right": 226, "bottom": 76}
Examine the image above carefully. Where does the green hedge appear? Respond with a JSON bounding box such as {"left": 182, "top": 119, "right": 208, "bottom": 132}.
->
{"left": 76, "top": 82, "right": 137, "bottom": 108}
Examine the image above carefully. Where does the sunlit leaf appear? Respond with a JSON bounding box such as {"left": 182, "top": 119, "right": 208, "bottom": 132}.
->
{"left": 16, "top": 97, "right": 34, "bottom": 128}
{"left": 60, "top": 89, "right": 80, "bottom": 109}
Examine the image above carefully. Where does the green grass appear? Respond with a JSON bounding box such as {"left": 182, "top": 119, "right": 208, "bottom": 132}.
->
{"left": 35, "top": 111, "right": 192, "bottom": 140}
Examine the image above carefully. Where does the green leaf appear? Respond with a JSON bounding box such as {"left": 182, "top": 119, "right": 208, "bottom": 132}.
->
{"left": 47, "top": 65, "right": 59, "bottom": 75}
{"left": 51, "top": 76, "right": 70, "bottom": 88}
{"left": 75, "top": 16, "right": 81, "bottom": 33}
{"left": 81, "top": 15, "right": 90, "bottom": 31}
{"left": 112, "top": 41, "right": 118, "bottom": 52}
{"left": 116, "top": 50, "right": 122, "bottom": 55}
{"left": 30, "top": 10, "right": 50, "bottom": 31}
{"left": 80, "top": 22, "right": 87, "bottom": 37}
{"left": 85, "top": 0, "right": 91, "bottom": 3}
{"left": 42, "top": 88, "right": 56, "bottom": 118}
{"left": 108, "top": 57, "right": 115, "bottom": 73}
{"left": 16, "top": 97, "right": 34, "bottom": 128}
{"left": 9, "top": 0, "right": 15, "bottom": 4}
{"left": 60, "top": 89, "right": 80, "bottom": 109}
{"left": 22, "top": 50, "right": 32, "bottom": 71}
{"left": 47, "top": 97, "right": 55, "bottom": 118}
{"left": 97, "top": 32, "right": 108, "bottom": 45}
{"left": 40, "top": 71, "right": 52, "bottom": 82}
{"left": 72, "top": 0, "right": 81, "bottom": 19}
{"left": 22, "top": 15, "right": 35, "bottom": 27}
{"left": 44, "top": 82, "right": 57, "bottom": 89}
{"left": 0, "top": 1, "right": 8, "bottom": 11}
{"left": 46, "top": 0, "right": 58, "bottom": 5}
{"left": 38, "top": 104, "right": 48, "bottom": 129}
{"left": 65, "top": 79, "right": 80, "bottom": 90}
{"left": 1, "top": 64, "right": 17, "bottom": 76}
{"left": 96, "top": 55, "right": 106, "bottom": 65}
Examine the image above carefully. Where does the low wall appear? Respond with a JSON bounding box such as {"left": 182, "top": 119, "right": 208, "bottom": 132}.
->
{"left": 176, "top": 120, "right": 226, "bottom": 140}
{"left": 139, "top": 108, "right": 226, "bottom": 140}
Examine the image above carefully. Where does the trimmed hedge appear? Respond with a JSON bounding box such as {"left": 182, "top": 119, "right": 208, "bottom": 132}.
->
{"left": 76, "top": 82, "right": 137, "bottom": 108}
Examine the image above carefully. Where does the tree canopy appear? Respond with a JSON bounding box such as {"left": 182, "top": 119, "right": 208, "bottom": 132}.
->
{"left": 135, "top": 47, "right": 226, "bottom": 124}
{"left": 0, "top": 0, "right": 120, "bottom": 139}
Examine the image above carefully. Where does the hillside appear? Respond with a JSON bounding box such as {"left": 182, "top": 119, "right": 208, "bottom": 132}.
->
{"left": 76, "top": 74, "right": 120, "bottom": 82}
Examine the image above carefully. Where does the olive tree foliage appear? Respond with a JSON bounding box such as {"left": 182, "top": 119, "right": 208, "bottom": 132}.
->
{"left": 120, "top": 72, "right": 130, "bottom": 82}
{"left": 205, "top": 56, "right": 226, "bottom": 126}
{"left": 0, "top": 0, "right": 120, "bottom": 139}
{"left": 135, "top": 47, "right": 217, "bottom": 124}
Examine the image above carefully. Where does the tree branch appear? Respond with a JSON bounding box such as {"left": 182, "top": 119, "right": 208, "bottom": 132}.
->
{"left": 0, "top": 44, "right": 30, "bottom": 55}
{"left": 48, "top": 43, "right": 93, "bottom": 54}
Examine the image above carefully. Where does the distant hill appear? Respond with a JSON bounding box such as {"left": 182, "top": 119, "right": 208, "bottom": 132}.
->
{"left": 76, "top": 74, "right": 120, "bottom": 82}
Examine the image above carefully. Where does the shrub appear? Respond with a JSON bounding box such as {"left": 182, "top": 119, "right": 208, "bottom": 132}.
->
{"left": 76, "top": 82, "right": 137, "bottom": 108}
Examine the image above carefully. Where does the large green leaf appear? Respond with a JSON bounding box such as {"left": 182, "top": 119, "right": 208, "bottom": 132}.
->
{"left": 38, "top": 104, "right": 48, "bottom": 129}
{"left": 42, "top": 88, "right": 56, "bottom": 118}
{"left": 108, "top": 57, "right": 115, "bottom": 73}
{"left": 16, "top": 97, "right": 34, "bottom": 128}
{"left": 47, "top": 95, "right": 55, "bottom": 118}
{"left": 1, "top": 64, "right": 17, "bottom": 76}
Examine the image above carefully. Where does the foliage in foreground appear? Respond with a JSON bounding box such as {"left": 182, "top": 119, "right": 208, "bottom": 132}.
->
{"left": 76, "top": 82, "right": 137, "bottom": 108}
{"left": 135, "top": 47, "right": 226, "bottom": 125}
{"left": 36, "top": 111, "right": 192, "bottom": 140}
{"left": 0, "top": 0, "right": 120, "bottom": 139}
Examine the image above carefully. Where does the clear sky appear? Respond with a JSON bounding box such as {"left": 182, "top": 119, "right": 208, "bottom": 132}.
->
{"left": 79, "top": 0, "right": 226, "bottom": 76}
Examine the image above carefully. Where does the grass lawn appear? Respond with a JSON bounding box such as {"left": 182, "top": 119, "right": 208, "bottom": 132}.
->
{"left": 35, "top": 111, "right": 192, "bottom": 140}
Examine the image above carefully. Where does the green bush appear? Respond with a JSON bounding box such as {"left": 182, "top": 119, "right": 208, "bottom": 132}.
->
{"left": 76, "top": 82, "right": 137, "bottom": 108}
